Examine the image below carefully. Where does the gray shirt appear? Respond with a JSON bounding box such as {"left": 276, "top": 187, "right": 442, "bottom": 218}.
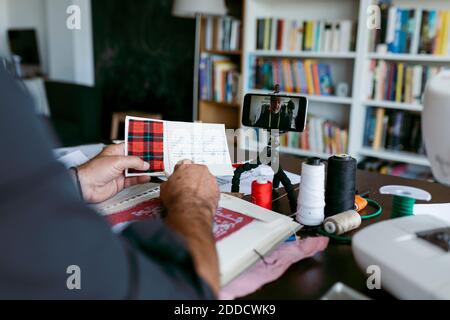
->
{"left": 0, "top": 69, "right": 214, "bottom": 300}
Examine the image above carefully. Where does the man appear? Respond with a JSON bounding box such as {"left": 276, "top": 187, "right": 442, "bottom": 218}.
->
{"left": 255, "top": 96, "right": 291, "bottom": 130}
{"left": 0, "top": 69, "right": 220, "bottom": 299}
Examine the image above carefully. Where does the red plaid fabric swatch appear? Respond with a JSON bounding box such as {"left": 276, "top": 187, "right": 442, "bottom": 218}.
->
{"left": 127, "top": 119, "right": 164, "bottom": 173}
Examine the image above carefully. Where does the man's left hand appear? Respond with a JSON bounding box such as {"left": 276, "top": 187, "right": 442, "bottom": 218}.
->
{"left": 77, "top": 144, "right": 151, "bottom": 204}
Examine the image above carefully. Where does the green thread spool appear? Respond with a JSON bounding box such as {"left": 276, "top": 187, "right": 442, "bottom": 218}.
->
{"left": 380, "top": 186, "right": 432, "bottom": 219}
{"left": 391, "top": 196, "right": 416, "bottom": 218}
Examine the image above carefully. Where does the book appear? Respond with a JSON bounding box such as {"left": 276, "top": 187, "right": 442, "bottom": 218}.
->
{"left": 255, "top": 18, "right": 355, "bottom": 53}
{"left": 364, "top": 107, "right": 424, "bottom": 154}
{"left": 372, "top": 1, "right": 450, "bottom": 55}
{"left": 303, "top": 59, "right": 315, "bottom": 95}
{"left": 339, "top": 20, "right": 353, "bottom": 52}
{"left": 312, "top": 63, "right": 321, "bottom": 95}
{"left": 95, "top": 184, "right": 301, "bottom": 287}
{"left": 367, "top": 60, "right": 443, "bottom": 103}
{"left": 318, "top": 64, "right": 333, "bottom": 95}
{"left": 252, "top": 58, "right": 335, "bottom": 96}
{"left": 204, "top": 16, "right": 241, "bottom": 51}
{"left": 372, "top": 108, "right": 386, "bottom": 150}
{"left": 198, "top": 54, "right": 241, "bottom": 104}
{"left": 280, "top": 116, "right": 348, "bottom": 154}
{"left": 359, "top": 158, "right": 432, "bottom": 180}
{"left": 125, "top": 117, "right": 233, "bottom": 177}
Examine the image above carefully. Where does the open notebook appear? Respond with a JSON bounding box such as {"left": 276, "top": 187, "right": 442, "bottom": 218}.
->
{"left": 94, "top": 183, "right": 301, "bottom": 287}
{"left": 125, "top": 116, "right": 233, "bottom": 177}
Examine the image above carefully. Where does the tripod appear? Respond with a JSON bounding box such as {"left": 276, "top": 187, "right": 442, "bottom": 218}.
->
{"left": 231, "top": 132, "right": 298, "bottom": 214}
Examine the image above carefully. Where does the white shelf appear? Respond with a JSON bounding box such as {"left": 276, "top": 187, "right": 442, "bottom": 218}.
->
{"left": 250, "top": 50, "right": 357, "bottom": 59}
{"left": 359, "top": 148, "right": 430, "bottom": 167}
{"left": 242, "top": 0, "right": 447, "bottom": 170}
{"left": 279, "top": 146, "right": 331, "bottom": 159}
{"left": 363, "top": 100, "right": 423, "bottom": 112}
{"left": 247, "top": 89, "right": 353, "bottom": 105}
{"left": 367, "top": 53, "right": 450, "bottom": 63}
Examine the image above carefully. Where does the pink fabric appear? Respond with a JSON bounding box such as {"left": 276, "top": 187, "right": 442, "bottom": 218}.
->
{"left": 219, "top": 237, "right": 329, "bottom": 300}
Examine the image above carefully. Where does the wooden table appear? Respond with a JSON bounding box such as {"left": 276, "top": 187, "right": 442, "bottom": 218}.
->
{"left": 242, "top": 154, "right": 450, "bottom": 300}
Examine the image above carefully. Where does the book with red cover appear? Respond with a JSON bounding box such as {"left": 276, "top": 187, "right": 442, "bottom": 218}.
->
{"left": 95, "top": 184, "right": 301, "bottom": 287}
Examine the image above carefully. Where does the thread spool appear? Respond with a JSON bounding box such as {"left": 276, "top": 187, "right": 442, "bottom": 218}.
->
{"left": 380, "top": 185, "right": 431, "bottom": 219}
{"left": 296, "top": 158, "right": 326, "bottom": 226}
{"left": 324, "top": 210, "right": 362, "bottom": 235}
{"left": 251, "top": 178, "right": 273, "bottom": 210}
{"left": 325, "top": 155, "right": 357, "bottom": 217}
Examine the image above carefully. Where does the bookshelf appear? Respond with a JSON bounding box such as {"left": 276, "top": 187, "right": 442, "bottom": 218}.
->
{"left": 359, "top": 147, "right": 430, "bottom": 167}
{"left": 249, "top": 50, "right": 357, "bottom": 59}
{"left": 197, "top": 0, "right": 244, "bottom": 129}
{"left": 240, "top": 0, "right": 450, "bottom": 168}
{"left": 368, "top": 52, "right": 450, "bottom": 62}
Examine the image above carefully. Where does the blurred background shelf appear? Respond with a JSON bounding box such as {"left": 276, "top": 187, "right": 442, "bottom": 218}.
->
{"left": 249, "top": 50, "right": 356, "bottom": 59}
{"left": 247, "top": 89, "right": 353, "bottom": 105}
{"left": 363, "top": 100, "right": 424, "bottom": 112}
{"left": 359, "top": 148, "right": 430, "bottom": 167}
{"left": 367, "top": 53, "right": 450, "bottom": 63}
{"left": 279, "top": 146, "right": 331, "bottom": 160}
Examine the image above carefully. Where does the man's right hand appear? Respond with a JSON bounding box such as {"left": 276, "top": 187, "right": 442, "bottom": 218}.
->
{"left": 160, "top": 161, "right": 220, "bottom": 295}
{"left": 160, "top": 161, "right": 220, "bottom": 221}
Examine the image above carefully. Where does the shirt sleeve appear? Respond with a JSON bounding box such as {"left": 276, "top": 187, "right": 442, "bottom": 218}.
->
{"left": 0, "top": 70, "right": 215, "bottom": 300}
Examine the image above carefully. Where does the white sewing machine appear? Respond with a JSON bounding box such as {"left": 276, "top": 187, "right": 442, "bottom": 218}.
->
{"left": 353, "top": 214, "right": 450, "bottom": 299}
{"left": 352, "top": 71, "right": 450, "bottom": 300}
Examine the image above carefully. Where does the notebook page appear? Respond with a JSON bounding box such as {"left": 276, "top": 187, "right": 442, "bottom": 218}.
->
{"left": 164, "top": 121, "right": 233, "bottom": 176}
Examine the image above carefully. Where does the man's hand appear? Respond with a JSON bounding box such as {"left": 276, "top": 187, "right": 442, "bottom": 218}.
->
{"left": 160, "top": 161, "right": 220, "bottom": 295}
{"left": 161, "top": 160, "right": 220, "bottom": 217}
{"left": 77, "top": 144, "right": 151, "bottom": 204}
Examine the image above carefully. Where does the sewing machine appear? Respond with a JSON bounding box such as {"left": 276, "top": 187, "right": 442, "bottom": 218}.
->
{"left": 352, "top": 214, "right": 450, "bottom": 299}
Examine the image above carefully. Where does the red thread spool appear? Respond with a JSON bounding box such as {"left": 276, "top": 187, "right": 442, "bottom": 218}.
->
{"left": 251, "top": 178, "right": 273, "bottom": 210}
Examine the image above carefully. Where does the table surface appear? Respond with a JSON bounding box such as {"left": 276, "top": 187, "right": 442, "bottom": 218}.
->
{"left": 242, "top": 154, "right": 450, "bottom": 300}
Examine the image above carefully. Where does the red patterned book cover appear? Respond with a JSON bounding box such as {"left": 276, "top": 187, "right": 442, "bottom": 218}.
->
{"left": 104, "top": 201, "right": 254, "bottom": 242}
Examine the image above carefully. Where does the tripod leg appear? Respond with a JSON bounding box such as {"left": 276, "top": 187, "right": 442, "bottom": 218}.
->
{"left": 231, "top": 163, "right": 260, "bottom": 193}
{"left": 274, "top": 166, "right": 298, "bottom": 214}
{"left": 273, "top": 175, "right": 281, "bottom": 189}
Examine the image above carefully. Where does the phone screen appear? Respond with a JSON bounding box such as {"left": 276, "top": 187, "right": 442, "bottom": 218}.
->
{"left": 242, "top": 93, "right": 308, "bottom": 132}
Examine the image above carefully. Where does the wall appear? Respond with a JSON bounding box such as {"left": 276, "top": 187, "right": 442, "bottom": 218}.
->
{"left": 0, "top": 0, "right": 94, "bottom": 86}
{"left": 92, "top": 0, "right": 195, "bottom": 121}
{"left": 46, "top": 0, "right": 94, "bottom": 85}
{"left": 45, "top": 0, "right": 74, "bottom": 81}
{"left": 0, "top": 0, "right": 9, "bottom": 57}
{"left": 72, "top": 0, "right": 94, "bottom": 86}
{"left": 1, "top": 0, "right": 48, "bottom": 72}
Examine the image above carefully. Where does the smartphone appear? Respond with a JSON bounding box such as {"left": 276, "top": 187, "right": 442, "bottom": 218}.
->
{"left": 242, "top": 93, "right": 308, "bottom": 132}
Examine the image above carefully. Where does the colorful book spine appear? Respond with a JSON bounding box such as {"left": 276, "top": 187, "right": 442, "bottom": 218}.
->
{"left": 367, "top": 60, "right": 443, "bottom": 104}
{"left": 204, "top": 16, "right": 241, "bottom": 51}
{"left": 372, "top": 1, "right": 450, "bottom": 55}
{"left": 252, "top": 58, "right": 334, "bottom": 96}
{"left": 255, "top": 18, "right": 355, "bottom": 53}
{"left": 364, "top": 107, "right": 424, "bottom": 154}
{"left": 199, "top": 54, "right": 241, "bottom": 104}
{"left": 280, "top": 117, "right": 348, "bottom": 154}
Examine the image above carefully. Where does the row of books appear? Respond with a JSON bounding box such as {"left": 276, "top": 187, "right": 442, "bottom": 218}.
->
{"left": 364, "top": 107, "right": 424, "bottom": 154}
{"left": 250, "top": 58, "right": 334, "bottom": 95}
{"left": 367, "top": 60, "right": 444, "bottom": 104}
{"left": 280, "top": 117, "right": 348, "bottom": 155}
{"left": 199, "top": 54, "right": 241, "bottom": 104}
{"left": 256, "top": 18, "right": 356, "bottom": 53}
{"left": 203, "top": 16, "right": 241, "bottom": 51}
{"left": 370, "top": 1, "right": 450, "bottom": 55}
{"left": 359, "top": 158, "right": 432, "bottom": 180}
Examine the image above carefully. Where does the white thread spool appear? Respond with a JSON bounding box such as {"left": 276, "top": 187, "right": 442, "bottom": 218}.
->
{"left": 324, "top": 210, "right": 362, "bottom": 235}
{"left": 296, "top": 158, "right": 326, "bottom": 226}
